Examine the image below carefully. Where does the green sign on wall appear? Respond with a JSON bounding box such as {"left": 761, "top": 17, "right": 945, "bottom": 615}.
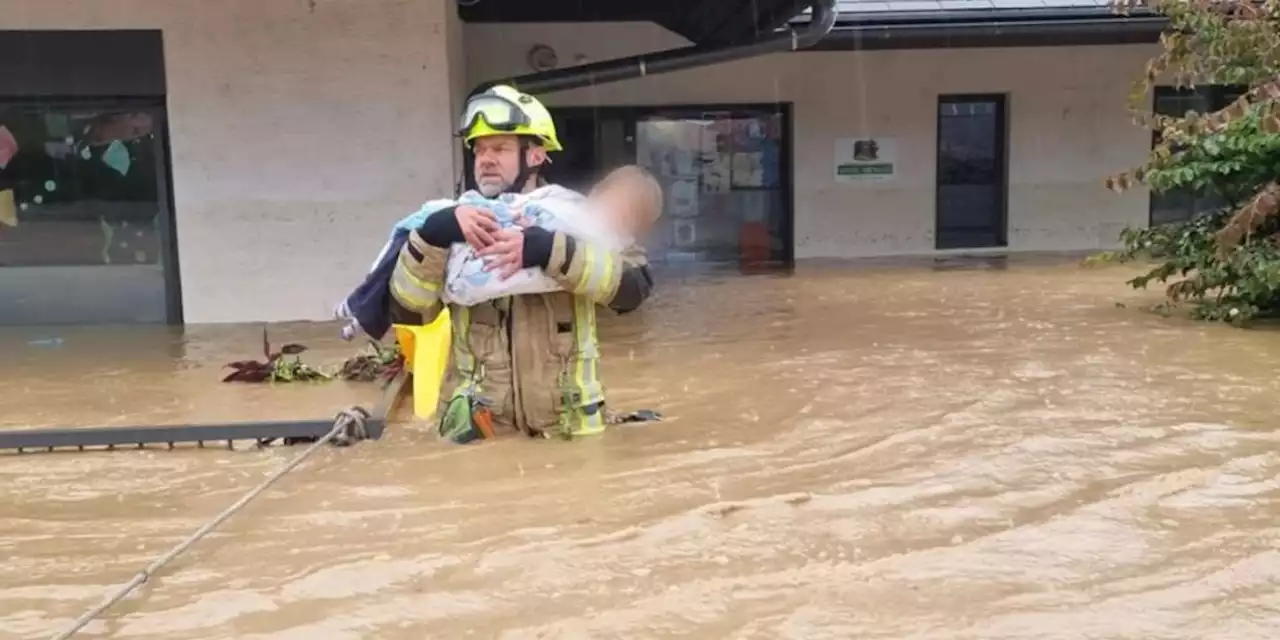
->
{"left": 834, "top": 137, "right": 896, "bottom": 183}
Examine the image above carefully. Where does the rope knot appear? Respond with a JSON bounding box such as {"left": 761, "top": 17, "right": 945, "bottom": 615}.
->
{"left": 329, "top": 406, "right": 372, "bottom": 447}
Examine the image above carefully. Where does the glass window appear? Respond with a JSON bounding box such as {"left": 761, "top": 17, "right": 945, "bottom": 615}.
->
{"left": 635, "top": 108, "right": 789, "bottom": 265}
{"left": 0, "top": 103, "right": 173, "bottom": 325}
{"left": 1149, "top": 85, "right": 1246, "bottom": 226}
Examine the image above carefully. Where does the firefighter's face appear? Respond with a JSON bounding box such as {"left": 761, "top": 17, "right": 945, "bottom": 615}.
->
{"left": 473, "top": 135, "right": 546, "bottom": 196}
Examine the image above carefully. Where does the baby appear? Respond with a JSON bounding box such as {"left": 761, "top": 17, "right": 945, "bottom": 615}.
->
{"left": 442, "top": 164, "right": 662, "bottom": 306}
{"left": 586, "top": 164, "right": 664, "bottom": 249}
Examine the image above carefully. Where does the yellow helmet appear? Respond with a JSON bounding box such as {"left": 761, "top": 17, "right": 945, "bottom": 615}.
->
{"left": 459, "top": 84, "right": 562, "bottom": 152}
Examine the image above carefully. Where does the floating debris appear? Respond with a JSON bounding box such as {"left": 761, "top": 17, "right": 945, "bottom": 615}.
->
{"left": 223, "top": 328, "right": 329, "bottom": 383}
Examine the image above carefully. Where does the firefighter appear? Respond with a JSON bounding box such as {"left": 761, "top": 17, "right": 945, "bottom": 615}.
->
{"left": 388, "top": 84, "right": 655, "bottom": 442}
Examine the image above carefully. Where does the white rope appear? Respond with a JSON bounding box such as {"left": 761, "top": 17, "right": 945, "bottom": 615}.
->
{"left": 50, "top": 408, "right": 368, "bottom": 640}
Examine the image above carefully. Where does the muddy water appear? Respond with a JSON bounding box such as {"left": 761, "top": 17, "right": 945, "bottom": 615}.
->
{"left": 3, "top": 256, "right": 1280, "bottom": 639}
{"left": 0, "top": 323, "right": 382, "bottom": 430}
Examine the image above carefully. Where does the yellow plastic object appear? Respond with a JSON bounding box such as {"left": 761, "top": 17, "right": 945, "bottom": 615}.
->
{"left": 393, "top": 308, "right": 452, "bottom": 420}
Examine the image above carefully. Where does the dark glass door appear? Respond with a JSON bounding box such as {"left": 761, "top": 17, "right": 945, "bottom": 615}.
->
{"left": 935, "top": 95, "right": 1008, "bottom": 250}
{"left": 0, "top": 101, "right": 178, "bottom": 324}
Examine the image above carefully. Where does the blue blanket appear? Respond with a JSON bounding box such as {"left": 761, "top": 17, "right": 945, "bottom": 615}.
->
{"left": 336, "top": 189, "right": 585, "bottom": 340}
{"left": 335, "top": 199, "right": 455, "bottom": 340}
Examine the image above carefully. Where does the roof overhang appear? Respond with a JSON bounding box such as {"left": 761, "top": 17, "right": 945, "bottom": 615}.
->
{"left": 457, "top": 0, "right": 814, "bottom": 45}
{"left": 790, "top": 3, "right": 1166, "bottom": 49}
{"left": 457, "top": 0, "right": 1165, "bottom": 54}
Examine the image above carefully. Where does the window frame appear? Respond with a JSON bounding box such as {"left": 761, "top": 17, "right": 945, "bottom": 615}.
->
{"left": 934, "top": 93, "right": 1011, "bottom": 250}
{"left": 1148, "top": 84, "right": 1249, "bottom": 227}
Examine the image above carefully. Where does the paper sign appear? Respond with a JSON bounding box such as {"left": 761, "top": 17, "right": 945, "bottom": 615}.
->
{"left": 698, "top": 126, "right": 717, "bottom": 153}
{"left": 701, "top": 153, "right": 731, "bottom": 194}
{"left": 672, "top": 148, "right": 697, "bottom": 177}
{"left": 102, "top": 140, "right": 132, "bottom": 176}
{"left": 674, "top": 219, "right": 696, "bottom": 247}
{"left": 732, "top": 152, "right": 764, "bottom": 188}
{"left": 0, "top": 189, "right": 17, "bottom": 227}
{"left": 668, "top": 179, "right": 699, "bottom": 218}
{"left": 0, "top": 126, "right": 17, "bottom": 170}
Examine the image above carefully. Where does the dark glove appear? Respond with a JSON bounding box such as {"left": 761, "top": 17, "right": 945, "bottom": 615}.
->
{"left": 415, "top": 206, "right": 463, "bottom": 248}
{"left": 521, "top": 226, "right": 556, "bottom": 270}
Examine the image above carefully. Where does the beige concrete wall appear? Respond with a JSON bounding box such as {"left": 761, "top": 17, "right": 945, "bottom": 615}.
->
{"left": 6, "top": 0, "right": 461, "bottom": 323}
{"left": 466, "top": 22, "right": 1157, "bottom": 259}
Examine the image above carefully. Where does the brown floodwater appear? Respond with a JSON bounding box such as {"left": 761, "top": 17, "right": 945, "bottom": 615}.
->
{"left": 3, "top": 255, "right": 1280, "bottom": 639}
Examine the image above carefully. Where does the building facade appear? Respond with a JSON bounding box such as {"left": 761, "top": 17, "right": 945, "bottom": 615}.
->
{"left": 0, "top": 0, "right": 1166, "bottom": 325}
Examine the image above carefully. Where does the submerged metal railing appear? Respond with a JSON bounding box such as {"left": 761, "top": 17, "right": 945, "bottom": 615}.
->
{"left": 0, "top": 372, "right": 408, "bottom": 454}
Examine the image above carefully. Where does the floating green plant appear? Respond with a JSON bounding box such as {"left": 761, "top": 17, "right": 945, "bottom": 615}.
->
{"left": 223, "top": 328, "right": 330, "bottom": 383}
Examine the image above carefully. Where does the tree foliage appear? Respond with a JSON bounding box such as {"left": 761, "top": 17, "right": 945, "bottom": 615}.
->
{"left": 1101, "top": 0, "right": 1280, "bottom": 323}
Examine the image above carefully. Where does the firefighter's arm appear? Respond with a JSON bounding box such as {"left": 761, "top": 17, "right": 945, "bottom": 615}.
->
{"left": 388, "top": 206, "right": 459, "bottom": 323}
{"left": 522, "top": 227, "right": 654, "bottom": 313}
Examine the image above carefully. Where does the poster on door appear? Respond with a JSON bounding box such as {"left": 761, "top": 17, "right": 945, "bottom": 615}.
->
{"left": 668, "top": 178, "right": 699, "bottom": 218}
{"left": 673, "top": 219, "right": 697, "bottom": 248}
{"left": 834, "top": 137, "right": 896, "bottom": 183}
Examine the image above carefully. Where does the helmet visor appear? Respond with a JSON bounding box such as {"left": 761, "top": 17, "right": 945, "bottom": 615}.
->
{"left": 459, "top": 95, "right": 530, "bottom": 138}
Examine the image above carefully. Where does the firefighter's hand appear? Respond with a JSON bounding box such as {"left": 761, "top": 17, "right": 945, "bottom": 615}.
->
{"left": 455, "top": 205, "right": 501, "bottom": 250}
{"left": 478, "top": 228, "right": 526, "bottom": 280}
